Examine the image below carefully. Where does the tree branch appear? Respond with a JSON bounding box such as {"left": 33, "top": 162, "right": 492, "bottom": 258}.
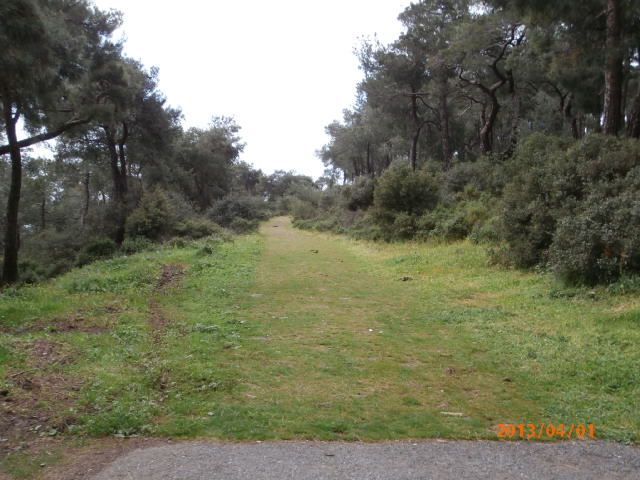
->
{"left": 0, "top": 117, "right": 91, "bottom": 155}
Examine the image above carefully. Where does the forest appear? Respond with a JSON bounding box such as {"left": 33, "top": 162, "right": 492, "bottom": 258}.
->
{"left": 297, "top": 0, "right": 640, "bottom": 286}
{"left": 1, "top": 0, "right": 640, "bottom": 288}
{"left": 0, "top": 0, "right": 316, "bottom": 286}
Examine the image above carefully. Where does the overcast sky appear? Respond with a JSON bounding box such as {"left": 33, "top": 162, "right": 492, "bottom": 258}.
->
{"left": 91, "top": 0, "right": 411, "bottom": 179}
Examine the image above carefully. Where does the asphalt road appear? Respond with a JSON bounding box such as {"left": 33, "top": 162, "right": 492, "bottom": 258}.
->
{"left": 91, "top": 440, "right": 640, "bottom": 479}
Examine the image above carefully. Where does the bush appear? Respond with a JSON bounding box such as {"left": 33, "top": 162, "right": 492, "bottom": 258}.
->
{"left": 173, "top": 217, "right": 226, "bottom": 239}
{"left": 343, "top": 177, "right": 376, "bottom": 211}
{"left": 415, "top": 188, "right": 495, "bottom": 241}
{"left": 17, "top": 259, "right": 48, "bottom": 284}
{"left": 289, "top": 196, "right": 317, "bottom": 221}
{"left": 500, "top": 134, "right": 640, "bottom": 284}
{"left": 77, "top": 237, "right": 117, "bottom": 266}
{"left": 374, "top": 163, "right": 439, "bottom": 216}
{"left": 121, "top": 237, "right": 154, "bottom": 255}
{"left": 469, "top": 216, "right": 502, "bottom": 244}
{"left": 21, "top": 228, "right": 83, "bottom": 264}
{"left": 358, "top": 163, "right": 441, "bottom": 240}
{"left": 19, "top": 227, "right": 85, "bottom": 280}
{"left": 126, "top": 187, "right": 175, "bottom": 240}
{"left": 444, "top": 158, "right": 504, "bottom": 195}
{"left": 208, "top": 194, "right": 270, "bottom": 227}
{"left": 549, "top": 185, "right": 640, "bottom": 285}
{"left": 228, "top": 217, "right": 259, "bottom": 234}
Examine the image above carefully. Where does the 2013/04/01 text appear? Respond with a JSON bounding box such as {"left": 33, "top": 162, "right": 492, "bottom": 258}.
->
{"left": 497, "top": 424, "right": 595, "bottom": 439}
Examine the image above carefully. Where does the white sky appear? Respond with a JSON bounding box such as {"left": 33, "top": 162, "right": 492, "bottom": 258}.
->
{"left": 91, "top": 0, "right": 410, "bottom": 179}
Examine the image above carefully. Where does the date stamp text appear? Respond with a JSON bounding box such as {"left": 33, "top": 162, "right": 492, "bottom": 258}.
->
{"left": 497, "top": 423, "right": 595, "bottom": 439}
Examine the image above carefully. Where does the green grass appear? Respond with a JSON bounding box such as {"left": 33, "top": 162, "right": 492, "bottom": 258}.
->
{"left": 0, "top": 216, "right": 639, "bottom": 470}
{"left": 0, "top": 450, "right": 61, "bottom": 479}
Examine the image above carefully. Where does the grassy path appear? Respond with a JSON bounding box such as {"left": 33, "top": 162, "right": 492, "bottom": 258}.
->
{"left": 1, "top": 215, "right": 638, "bottom": 477}
{"left": 166, "top": 217, "right": 638, "bottom": 442}
{"left": 211, "top": 216, "right": 520, "bottom": 439}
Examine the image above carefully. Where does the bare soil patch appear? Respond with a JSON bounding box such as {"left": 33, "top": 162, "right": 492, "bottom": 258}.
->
{"left": 20, "top": 305, "right": 125, "bottom": 335}
{"left": 1, "top": 339, "right": 83, "bottom": 458}
{"left": 40, "top": 437, "right": 172, "bottom": 480}
{"left": 149, "top": 264, "right": 186, "bottom": 332}
{"left": 157, "top": 264, "right": 186, "bottom": 289}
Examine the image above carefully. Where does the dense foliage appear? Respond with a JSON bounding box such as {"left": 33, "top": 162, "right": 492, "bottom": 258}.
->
{"left": 0, "top": 0, "right": 317, "bottom": 285}
{"left": 296, "top": 0, "right": 640, "bottom": 285}
{"left": 3, "top": 0, "right": 640, "bottom": 287}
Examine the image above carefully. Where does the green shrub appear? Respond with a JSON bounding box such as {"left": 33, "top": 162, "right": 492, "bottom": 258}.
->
{"left": 391, "top": 212, "right": 418, "bottom": 239}
{"left": 374, "top": 163, "right": 439, "bottom": 216}
{"left": 121, "top": 237, "right": 154, "bottom": 255}
{"left": 469, "top": 216, "right": 502, "bottom": 244}
{"left": 17, "top": 259, "right": 48, "bottom": 284}
{"left": 360, "top": 163, "right": 441, "bottom": 240}
{"left": 208, "top": 194, "right": 270, "bottom": 227}
{"left": 289, "top": 197, "right": 317, "bottom": 221}
{"left": 343, "top": 177, "right": 376, "bottom": 211}
{"left": 228, "top": 217, "right": 259, "bottom": 234}
{"left": 549, "top": 187, "right": 640, "bottom": 285}
{"left": 500, "top": 134, "right": 640, "bottom": 284}
{"left": 18, "top": 228, "right": 85, "bottom": 281}
{"left": 173, "top": 217, "right": 226, "bottom": 239}
{"left": 444, "top": 158, "right": 504, "bottom": 195}
{"left": 126, "top": 187, "right": 175, "bottom": 240}
{"left": 416, "top": 188, "right": 495, "bottom": 241}
{"left": 77, "top": 237, "right": 117, "bottom": 266}
{"left": 21, "top": 228, "right": 83, "bottom": 265}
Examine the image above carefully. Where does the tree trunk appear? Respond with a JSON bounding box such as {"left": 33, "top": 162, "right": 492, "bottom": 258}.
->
{"left": 603, "top": 0, "right": 623, "bottom": 135}
{"left": 503, "top": 71, "right": 521, "bottom": 159}
{"left": 40, "top": 196, "right": 46, "bottom": 231}
{"left": 480, "top": 96, "right": 499, "bottom": 155}
{"left": 117, "top": 121, "right": 129, "bottom": 185}
{"left": 563, "top": 93, "right": 581, "bottom": 139}
{"left": 104, "top": 125, "right": 128, "bottom": 245}
{"left": 2, "top": 101, "right": 22, "bottom": 285}
{"left": 409, "top": 93, "right": 420, "bottom": 171}
{"left": 409, "top": 130, "right": 420, "bottom": 172}
{"left": 81, "top": 171, "right": 90, "bottom": 226}
{"left": 438, "top": 71, "right": 452, "bottom": 169}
